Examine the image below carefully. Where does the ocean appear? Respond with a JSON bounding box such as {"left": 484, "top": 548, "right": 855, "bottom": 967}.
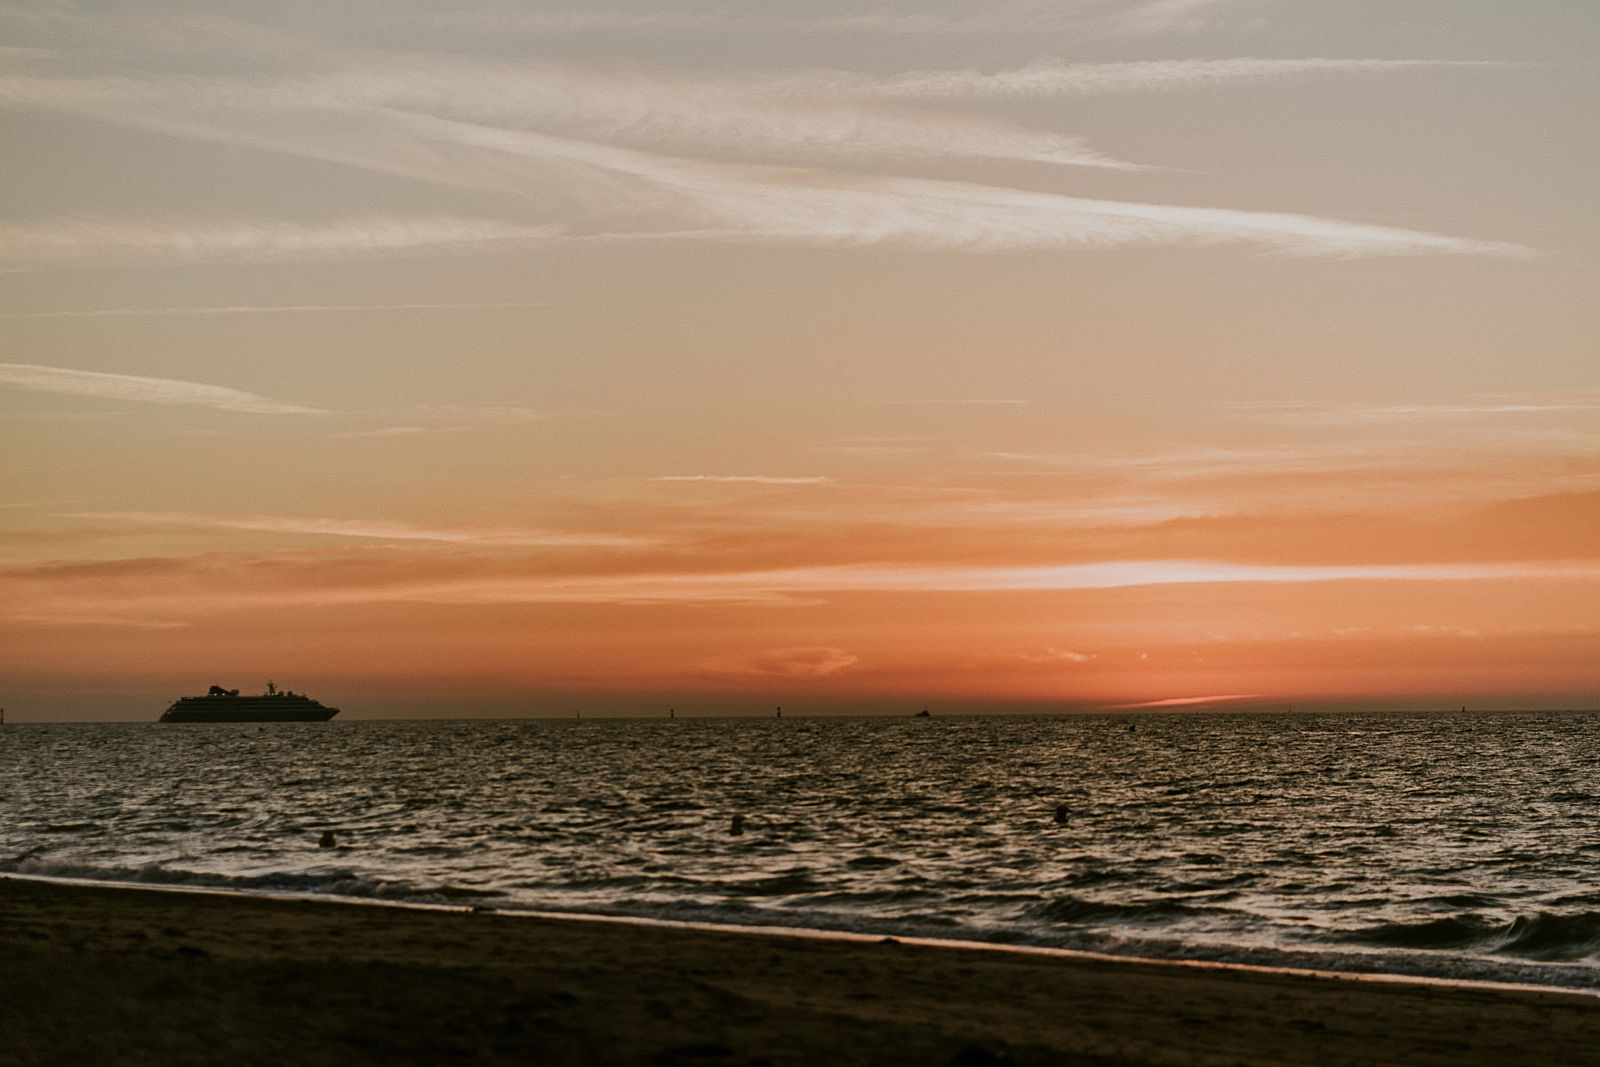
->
{"left": 3, "top": 711, "right": 1597, "bottom": 990}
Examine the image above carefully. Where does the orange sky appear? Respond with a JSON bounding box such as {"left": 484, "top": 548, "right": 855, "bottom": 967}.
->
{"left": 1, "top": 3, "right": 1596, "bottom": 719}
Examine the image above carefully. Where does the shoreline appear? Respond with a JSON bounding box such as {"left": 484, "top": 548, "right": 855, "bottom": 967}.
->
{"left": 5, "top": 870, "right": 1596, "bottom": 998}
{"left": 4, "top": 874, "right": 1595, "bottom": 1065}
{"left": 5, "top": 706, "right": 1599, "bottom": 725}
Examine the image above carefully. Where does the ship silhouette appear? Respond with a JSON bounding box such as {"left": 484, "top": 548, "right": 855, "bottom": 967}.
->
{"left": 159, "top": 681, "right": 339, "bottom": 723}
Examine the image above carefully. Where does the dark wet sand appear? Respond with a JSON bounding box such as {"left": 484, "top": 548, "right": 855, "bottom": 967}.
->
{"left": 1, "top": 877, "right": 1594, "bottom": 1066}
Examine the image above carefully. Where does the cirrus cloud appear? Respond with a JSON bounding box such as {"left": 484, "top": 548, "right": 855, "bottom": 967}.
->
{"left": 702, "top": 646, "right": 861, "bottom": 678}
{"left": 0, "top": 216, "right": 560, "bottom": 265}
{"left": 0, "top": 363, "right": 328, "bottom": 415}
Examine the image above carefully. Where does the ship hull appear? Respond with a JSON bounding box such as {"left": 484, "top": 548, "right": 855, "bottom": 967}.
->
{"left": 160, "top": 697, "right": 339, "bottom": 723}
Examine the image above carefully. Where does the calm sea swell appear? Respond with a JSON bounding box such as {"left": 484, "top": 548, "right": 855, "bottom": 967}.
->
{"left": 2, "top": 711, "right": 1597, "bottom": 990}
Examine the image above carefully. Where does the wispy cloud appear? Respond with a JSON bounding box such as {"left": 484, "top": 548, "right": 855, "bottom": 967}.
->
{"left": 0, "top": 301, "right": 546, "bottom": 321}
{"left": 0, "top": 65, "right": 1136, "bottom": 172}
{"left": 377, "top": 117, "right": 1521, "bottom": 257}
{"left": 1244, "top": 395, "right": 1600, "bottom": 425}
{"left": 1016, "top": 646, "right": 1096, "bottom": 664}
{"left": 0, "top": 216, "right": 559, "bottom": 265}
{"left": 0, "top": 47, "right": 1527, "bottom": 261}
{"left": 4, "top": 610, "right": 190, "bottom": 632}
{"left": 0, "top": 363, "right": 327, "bottom": 415}
{"left": 71, "top": 511, "right": 652, "bottom": 547}
{"left": 887, "top": 399, "right": 1030, "bottom": 406}
{"left": 1102, "top": 0, "right": 1254, "bottom": 37}
{"left": 331, "top": 61, "right": 1135, "bottom": 170}
{"left": 1108, "top": 693, "right": 1261, "bottom": 708}
{"left": 986, "top": 444, "right": 1375, "bottom": 475}
{"left": 394, "top": 4, "right": 1259, "bottom": 40}
{"left": 747, "top": 559, "right": 1600, "bottom": 594}
{"left": 8, "top": 554, "right": 1595, "bottom": 628}
{"left": 651, "top": 475, "right": 835, "bottom": 485}
{"left": 697, "top": 646, "right": 859, "bottom": 679}
{"left": 587, "top": 148, "right": 1528, "bottom": 257}
{"left": 389, "top": 9, "right": 1124, "bottom": 39}
{"left": 2, "top": 53, "right": 1503, "bottom": 174}
{"left": 850, "top": 58, "right": 1503, "bottom": 99}
{"left": 335, "top": 403, "right": 558, "bottom": 438}
{"left": 983, "top": 439, "right": 1600, "bottom": 520}
{"left": 820, "top": 437, "right": 930, "bottom": 459}
{"left": 334, "top": 425, "right": 433, "bottom": 439}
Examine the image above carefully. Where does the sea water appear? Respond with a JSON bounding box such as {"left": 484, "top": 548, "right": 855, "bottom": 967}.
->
{"left": 2, "top": 711, "right": 1597, "bottom": 990}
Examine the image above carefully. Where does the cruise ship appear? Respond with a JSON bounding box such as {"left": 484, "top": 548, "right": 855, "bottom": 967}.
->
{"left": 159, "top": 682, "right": 339, "bottom": 723}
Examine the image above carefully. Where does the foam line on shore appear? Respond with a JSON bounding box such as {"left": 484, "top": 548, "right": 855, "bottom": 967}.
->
{"left": 7, "top": 870, "right": 1596, "bottom": 1002}
{"left": 497, "top": 906, "right": 1600, "bottom": 1001}
{"left": 1, "top": 870, "right": 479, "bottom": 914}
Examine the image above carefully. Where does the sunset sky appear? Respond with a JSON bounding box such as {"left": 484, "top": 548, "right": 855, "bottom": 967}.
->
{"left": 2, "top": 1, "right": 1596, "bottom": 719}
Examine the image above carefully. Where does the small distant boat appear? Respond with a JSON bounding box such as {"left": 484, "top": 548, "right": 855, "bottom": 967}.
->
{"left": 913, "top": 708, "right": 931, "bottom": 718}
{"left": 160, "top": 681, "right": 339, "bottom": 723}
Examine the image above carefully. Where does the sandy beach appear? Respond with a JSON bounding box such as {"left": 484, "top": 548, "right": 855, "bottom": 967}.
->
{"left": 1, "top": 877, "right": 1594, "bottom": 1066}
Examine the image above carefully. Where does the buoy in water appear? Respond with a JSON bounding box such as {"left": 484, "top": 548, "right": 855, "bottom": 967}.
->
{"left": 1053, "top": 804, "right": 1069, "bottom": 825}
{"left": 318, "top": 831, "right": 337, "bottom": 848}
{"left": 729, "top": 814, "right": 746, "bottom": 836}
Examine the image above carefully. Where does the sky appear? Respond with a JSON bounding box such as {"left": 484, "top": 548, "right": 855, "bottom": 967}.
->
{"left": 1, "top": 1, "right": 1596, "bottom": 720}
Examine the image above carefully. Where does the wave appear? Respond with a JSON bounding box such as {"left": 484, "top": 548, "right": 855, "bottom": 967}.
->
{"left": 1499, "top": 913, "right": 1600, "bottom": 960}
{"left": 713, "top": 871, "right": 828, "bottom": 897}
{"left": 1029, "top": 893, "right": 1208, "bottom": 924}
{"left": 1338, "top": 911, "right": 1600, "bottom": 961}
{"left": 1343, "top": 915, "right": 1491, "bottom": 949}
{"left": 0, "top": 857, "right": 502, "bottom": 906}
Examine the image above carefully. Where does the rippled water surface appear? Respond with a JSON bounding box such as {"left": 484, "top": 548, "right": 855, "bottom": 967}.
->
{"left": 3, "top": 712, "right": 1597, "bottom": 988}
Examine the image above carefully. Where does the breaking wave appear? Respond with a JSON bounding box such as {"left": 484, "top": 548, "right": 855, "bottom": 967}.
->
{"left": 1341, "top": 911, "right": 1600, "bottom": 961}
